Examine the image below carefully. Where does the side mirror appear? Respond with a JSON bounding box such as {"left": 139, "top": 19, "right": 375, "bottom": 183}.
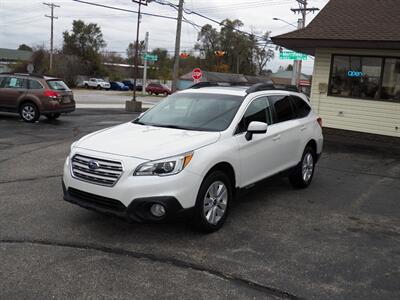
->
{"left": 245, "top": 121, "right": 268, "bottom": 141}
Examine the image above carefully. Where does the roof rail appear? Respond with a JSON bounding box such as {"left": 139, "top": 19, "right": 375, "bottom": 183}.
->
{"left": 188, "top": 81, "right": 253, "bottom": 89}
{"left": 189, "top": 82, "right": 220, "bottom": 89}
{"left": 0, "top": 72, "right": 45, "bottom": 78}
{"left": 245, "top": 83, "right": 299, "bottom": 94}
{"left": 187, "top": 81, "right": 300, "bottom": 93}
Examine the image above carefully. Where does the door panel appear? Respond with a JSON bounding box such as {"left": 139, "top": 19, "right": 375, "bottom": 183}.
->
{"left": 236, "top": 125, "right": 283, "bottom": 187}
{"left": 269, "top": 95, "right": 300, "bottom": 170}
{"left": 235, "top": 97, "right": 281, "bottom": 187}
{"left": 0, "top": 77, "right": 27, "bottom": 109}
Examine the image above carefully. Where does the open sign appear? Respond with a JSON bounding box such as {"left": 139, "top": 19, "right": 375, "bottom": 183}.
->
{"left": 347, "top": 70, "right": 364, "bottom": 77}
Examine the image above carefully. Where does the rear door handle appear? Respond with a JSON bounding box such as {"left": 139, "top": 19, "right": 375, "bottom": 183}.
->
{"left": 272, "top": 135, "right": 281, "bottom": 141}
{"left": 300, "top": 125, "right": 307, "bottom": 131}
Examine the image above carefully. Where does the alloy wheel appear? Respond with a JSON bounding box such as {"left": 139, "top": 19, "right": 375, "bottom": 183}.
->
{"left": 302, "top": 152, "right": 314, "bottom": 182}
{"left": 22, "top": 105, "right": 36, "bottom": 121}
{"left": 203, "top": 181, "right": 228, "bottom": 225}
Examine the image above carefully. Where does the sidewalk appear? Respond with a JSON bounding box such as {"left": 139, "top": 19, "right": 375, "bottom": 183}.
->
{"left": 323, "top": 127, "right": 400, "bottom": 157}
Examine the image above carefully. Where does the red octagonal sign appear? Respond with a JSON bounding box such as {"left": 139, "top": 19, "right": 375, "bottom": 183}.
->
{"left": 192, "top": 68, "right": 203, "bottom": 81}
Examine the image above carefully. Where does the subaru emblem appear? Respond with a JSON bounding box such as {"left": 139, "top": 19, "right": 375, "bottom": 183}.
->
{"left": 88, "top": 160, "right": 100, "bottom": 170}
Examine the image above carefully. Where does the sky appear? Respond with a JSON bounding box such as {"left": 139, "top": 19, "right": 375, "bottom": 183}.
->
{"left": 0, "top": 0, "right": 330, "bottom": 74}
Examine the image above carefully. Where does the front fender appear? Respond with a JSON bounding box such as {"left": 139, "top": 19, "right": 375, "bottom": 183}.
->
{"left": 185, "top": 138, "right": 240, "bottom": 188}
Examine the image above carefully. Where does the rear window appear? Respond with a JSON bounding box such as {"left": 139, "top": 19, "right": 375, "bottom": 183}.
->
{"left": 270, "top": 95, "right": 296, "bottom": 123}
{"left": 291, "top": 96, "right": 311, "bottom": 118}
{"left": 28, "top": 80, "right": 43, "bottom": 89}
{"left": 47, "top": 80, "right": 69, "bottom": 91}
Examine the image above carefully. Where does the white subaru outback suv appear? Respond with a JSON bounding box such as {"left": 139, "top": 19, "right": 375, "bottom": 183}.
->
{"left": 63, "top": 83, "right": 323, "bottom": 232}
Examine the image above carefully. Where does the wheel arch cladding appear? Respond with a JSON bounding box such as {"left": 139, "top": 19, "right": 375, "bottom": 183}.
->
{"left": 205, "top": 162, "right": 236, "bottom": 189}
{"left": 306, "top": 139, "right": 317, "bottom": 154}
{"left": 19, "top": 99, "right": 39, "bottom": 111}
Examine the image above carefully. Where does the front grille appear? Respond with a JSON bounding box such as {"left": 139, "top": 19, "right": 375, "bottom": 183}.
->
{"left": 71, "top": 154, "right": 123, "bottom": 187}
{"left": 68, "top": 187, "right": 126, "bottom": 212}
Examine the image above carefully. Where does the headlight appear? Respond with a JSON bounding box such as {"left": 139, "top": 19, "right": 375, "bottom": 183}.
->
{"left": 134, "top": 152, "right": 193, "bottom": 176}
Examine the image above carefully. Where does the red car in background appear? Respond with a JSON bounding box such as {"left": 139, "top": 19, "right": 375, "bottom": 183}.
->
{"left": 146, "top": 83, "right": 171, "bottom": 96}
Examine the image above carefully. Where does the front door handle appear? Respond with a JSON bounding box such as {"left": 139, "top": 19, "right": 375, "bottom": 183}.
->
{"left": 272, "top": 135, "right": 281, "bottom": 141}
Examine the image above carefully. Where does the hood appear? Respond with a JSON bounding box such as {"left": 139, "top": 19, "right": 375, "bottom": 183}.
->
{"left": 76, "top": 122, "right": 220, "bottom": 160}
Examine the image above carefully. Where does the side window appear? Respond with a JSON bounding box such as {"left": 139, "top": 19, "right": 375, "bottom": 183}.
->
{"left": 28, "top": 80, "right": 43, "bottom": 90}
{"left": 291, "top": 96, "right": 311, "bottom": 118}
{"left": 237, "top": 97, "right": 272, "bottom": 134}
{"left": 2, "top": 77, "right": 27, "bottom": 89}
{"left": 0, "top": 76, "right": 5, "bottom": 88}
{"left": 270, "top": 95, "right": 296, "bottom": 123}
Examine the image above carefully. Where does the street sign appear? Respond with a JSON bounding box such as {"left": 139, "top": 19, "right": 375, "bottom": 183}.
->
{"left": 143, "top": 54, "right": 158, "bottom": 62}
{"left": 192, "top": 68, "right": 203, "bottom": 81}
{"left": 279, "top": 51, "right": 308, "bottom": 61}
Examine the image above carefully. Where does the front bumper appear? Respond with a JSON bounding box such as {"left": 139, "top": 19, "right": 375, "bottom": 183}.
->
{"left": 63, "top": 181, "right": 194, "bottom": 222}
{"left": 62, "top": 149, "right": 203, "bottom": 221}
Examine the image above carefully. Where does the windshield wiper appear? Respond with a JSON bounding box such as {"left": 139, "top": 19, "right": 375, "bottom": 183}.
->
{"left": 132, "top": 119, "right": 146, "bottom": 125}
{"left": 152, "top": 124, "right": 193, "bottom": 130}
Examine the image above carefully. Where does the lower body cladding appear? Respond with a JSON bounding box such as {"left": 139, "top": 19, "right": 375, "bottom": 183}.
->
{"left": 62, "top": 151, "right": 202, "bottom": 222}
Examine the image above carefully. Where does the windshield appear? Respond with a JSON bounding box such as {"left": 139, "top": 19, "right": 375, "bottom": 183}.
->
{"left": 134, "top": 93, "right": 244, "bottom": 132}
{"left": 47, "top": 80, "right": 70, "bottom": 91}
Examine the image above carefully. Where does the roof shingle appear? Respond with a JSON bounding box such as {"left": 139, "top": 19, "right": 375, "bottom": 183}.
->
{"left": 271, "top": 0, "right": 400, "bottom": 54}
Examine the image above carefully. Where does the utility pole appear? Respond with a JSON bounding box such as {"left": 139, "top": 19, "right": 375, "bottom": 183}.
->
{"left": 171, "top": 0, "right": 184, "bottom": 92}
{"left": 142, "top": 32, "right": 149, "bottom": 96}
{"left": 291, "top": 18, "right": 303, "bottom": 86}
{"left": 291, "top": 0, "right": 319, "bottom": 88}
{"left": 126, "top": 0, "right": 151, "bottom": 112}
{"left": 43, "top": 2, "right": 59, "bottom": 73}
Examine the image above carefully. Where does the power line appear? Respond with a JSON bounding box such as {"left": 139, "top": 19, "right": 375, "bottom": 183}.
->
{"left": 71, "top": 0, "right": 178, "bottom": 21}
{"left": 153, "top": 0, "right": 270, "bottom": 42}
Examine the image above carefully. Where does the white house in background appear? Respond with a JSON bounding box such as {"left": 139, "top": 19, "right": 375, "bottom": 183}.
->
{"left": 272, "top": 0, "right": 400, "bottom": 138}
{"left": 0, "top": 48, "right": 32, "bottom": 73}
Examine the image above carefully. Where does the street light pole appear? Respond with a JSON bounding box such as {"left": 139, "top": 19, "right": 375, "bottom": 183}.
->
{"left": 272, "top": 18, "right": 297, "bottom": 28}
{"left": 272, "top": 17, "right": 298, "bottom": 86}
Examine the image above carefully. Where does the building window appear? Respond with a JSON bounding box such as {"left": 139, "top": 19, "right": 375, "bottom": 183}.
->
{"left": 381, "top": 58, "right": 400, "bottom": 101}
{"left": 329, "top": 55, "right": 383, "bottom": 100}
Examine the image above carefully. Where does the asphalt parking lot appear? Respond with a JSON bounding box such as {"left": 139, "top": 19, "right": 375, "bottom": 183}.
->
{"left": 0, "top": 109, "right": 399, "bottom": 300}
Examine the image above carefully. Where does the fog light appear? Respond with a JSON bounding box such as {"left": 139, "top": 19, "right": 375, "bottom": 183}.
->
{"left": 150, "top": 204, "right": 166, "bottom": 217}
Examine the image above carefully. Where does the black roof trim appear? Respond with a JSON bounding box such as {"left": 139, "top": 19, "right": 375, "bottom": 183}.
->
{"left": 0, "top": 72, "right": 45, "bottom": 78}
{"left": 187, "top": 81, "right": 299, "bottom": 94}
{"left": 246, "top": 83, "right": 299, "bottom": 94}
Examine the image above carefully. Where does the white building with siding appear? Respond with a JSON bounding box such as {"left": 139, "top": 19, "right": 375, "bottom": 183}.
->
{"left": 272, "top": 0, "right": 400, "bottom": 138}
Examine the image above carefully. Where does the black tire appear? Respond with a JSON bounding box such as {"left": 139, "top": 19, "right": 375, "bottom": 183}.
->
{"left": 193, "top": 170, "right": 232, "bottom": 233}
{"left": 19, "top": 102, "right": 40, "bottom": 123}
{"left": 97, "top": 85, "right": 102, "bottom": 90}
{"left": 164, "top": 92, "right": 168, "bottom": 97}
{"left": 289, "top": 146, "right": 316, "bottom": 189}
{"left": 45, "top": 113, "right": 61, "bottom": 120}
{"left": 85, "top": 84, "right": 89, "bottom": 89}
